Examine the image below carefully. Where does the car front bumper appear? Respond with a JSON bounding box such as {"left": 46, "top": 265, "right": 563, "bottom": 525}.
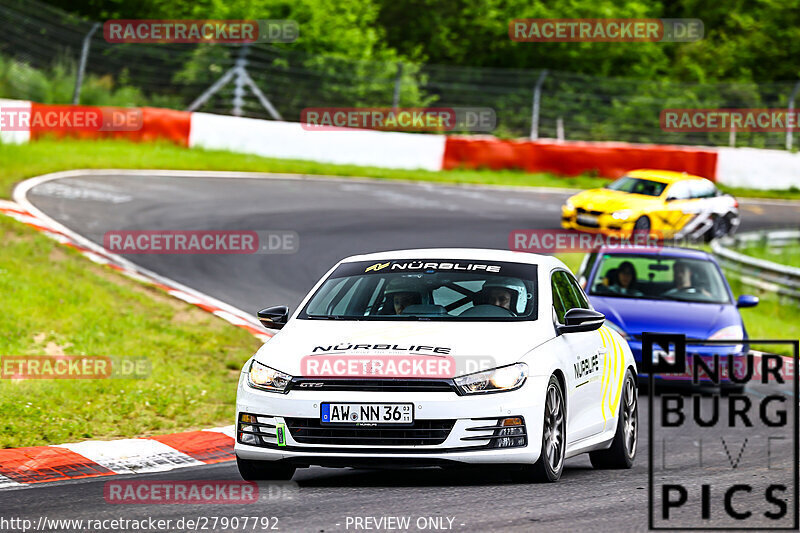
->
{"left": 234, "top": 373, "right": 548, "bottom": 466}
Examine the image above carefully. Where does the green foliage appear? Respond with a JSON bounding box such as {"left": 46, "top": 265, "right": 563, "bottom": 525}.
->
{"left": 0, "top": 54, "right": 154, "bottom": 106}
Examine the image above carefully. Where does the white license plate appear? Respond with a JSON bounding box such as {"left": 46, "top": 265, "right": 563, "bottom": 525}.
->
{"left": 321, "top": 403, "right": 413, "bottom": 425}
{"left": 577, "top": 214, "right": 599, "bottom": 225}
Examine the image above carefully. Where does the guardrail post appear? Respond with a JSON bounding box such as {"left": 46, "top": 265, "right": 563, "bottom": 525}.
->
{"left": 72, "top": 22, "right": 100, "bottom": 105}
{"left": 786, "top": 81, "right": 800, "bottom": 151}
{"left": 530, "top": 69, "right": 548, "bottom": 140}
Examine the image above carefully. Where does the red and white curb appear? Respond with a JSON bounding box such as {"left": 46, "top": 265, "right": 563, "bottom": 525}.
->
{"left": 0, "top": 427, "right": 236, "bottom": 488}
{"left": 0, "top": 170, "right": 282, "bottom": 488}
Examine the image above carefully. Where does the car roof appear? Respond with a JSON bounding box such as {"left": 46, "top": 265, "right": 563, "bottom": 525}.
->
{"left": 594, "top": 245, "right": 714, "bottom": 261}
{"left": 340, "top": 248, "right": 566, "bottom": 269}
{"left": 624, "top": 169, "right": 711, "bottom": 184}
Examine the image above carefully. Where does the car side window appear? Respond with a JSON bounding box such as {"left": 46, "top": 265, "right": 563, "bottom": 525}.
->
{"left": 551, "top": 270, "right": 586, "bottom": 324}
{"left": 690, "top": 180, "right": 717, "bottom": 199}
{"left": 667, "top": 181, "right": 690, "bottom": 201}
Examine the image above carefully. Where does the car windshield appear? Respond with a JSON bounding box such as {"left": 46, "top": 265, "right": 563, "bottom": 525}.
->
{"left": 300, "top": 259, "right": 538, "bottom": 321}
{"left": 605, "top": 176, "right": 667, "bottom": 197}
{"left": 589, "top": 254, "right": 731, "bottom": 304}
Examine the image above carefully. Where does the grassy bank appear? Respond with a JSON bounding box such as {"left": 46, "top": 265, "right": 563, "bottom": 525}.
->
{"left": 0, "top": 214, "right": 261, "bottom": 448}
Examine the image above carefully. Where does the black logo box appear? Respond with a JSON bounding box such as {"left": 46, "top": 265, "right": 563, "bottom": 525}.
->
{"left": 643, "top": 333, "right": 799, "bottom": 531}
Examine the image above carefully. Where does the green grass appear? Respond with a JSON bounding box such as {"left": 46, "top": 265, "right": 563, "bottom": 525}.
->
{"left": 739, "top": 241, "right": 800, "bottom": 267}
{"left": 1, "top": 138, "right": 799, "bottom": 200}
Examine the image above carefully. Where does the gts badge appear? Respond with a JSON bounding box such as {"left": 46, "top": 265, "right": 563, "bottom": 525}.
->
{"left": 574, "top": 354, "right": 599, "bottom": 380}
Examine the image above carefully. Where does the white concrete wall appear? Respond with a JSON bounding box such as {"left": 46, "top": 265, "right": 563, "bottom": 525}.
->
{"left": 189, "top": 112, "right": 447, "bottom": 171}
{"left": 716, "top": 147, "right": 800, "bottom": 190}
{"left": 0, "top": 99, "right": 32, "bottom": 144}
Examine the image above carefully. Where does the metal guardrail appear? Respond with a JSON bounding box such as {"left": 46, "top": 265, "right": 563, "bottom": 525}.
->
{"left": 711, "top": 229, "right": 800, "bottom": 301}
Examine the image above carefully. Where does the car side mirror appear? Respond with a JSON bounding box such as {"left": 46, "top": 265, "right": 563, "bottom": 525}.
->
{"left": 257, "top": 305, "right": 290, "bottom": 330}
{"left": 736, "top": 295, "right": 759, "bottom": 308}
{"left": 558, "top": 308, "right": 605, "bottom": 334}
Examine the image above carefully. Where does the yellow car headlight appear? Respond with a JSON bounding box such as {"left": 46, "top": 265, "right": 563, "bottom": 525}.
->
{"left": 612, "top": 209, "right": 632, "bottom": 220}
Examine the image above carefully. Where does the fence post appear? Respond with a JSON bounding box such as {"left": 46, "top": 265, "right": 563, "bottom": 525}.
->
{"left": 530, "top": 69, "right": 548, "bottom": 140}
{"left": 232, "top": 45, "right": 251, "bottom": 116}
{"left": 72, "top": 22, "right": 100, "bottom": 105}
{"left": 786, "top": 81, "right": 800, "bottom": 151}
{"left": 556, "top": 116, "right": 564, "bottom": 142}
{"left": 392, "top": 63, "right": 404, "bottom": 109}
{"left": 729, "top": 128, "right": 736, "bottom": 147}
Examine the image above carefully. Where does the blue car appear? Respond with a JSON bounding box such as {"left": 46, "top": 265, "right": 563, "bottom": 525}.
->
{"left": 576, "top": 246, "right": 759, "bottom": 385}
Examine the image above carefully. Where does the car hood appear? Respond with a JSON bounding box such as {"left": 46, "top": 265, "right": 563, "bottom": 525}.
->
{"left": 571, "top": 188, "right": 660, "bottom": 212}
{"left": 251, "top": 319, "right": 555, "bottom": 377}
{"left": 590, "top": 295, "right": 741, "bottom": 339}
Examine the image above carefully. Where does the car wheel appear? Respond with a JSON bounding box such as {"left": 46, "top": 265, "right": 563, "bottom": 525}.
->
{"left": 633, "top": 216, "right": 650, "bottom": 233}
{"left": 512, "top": 375, "right": 566, "bottom": 483}
{"left": 590, "top": 370, "right": 637, "bottom": 469}
{"left": 236, "top": 457, "right": 296, "bottom": 481}
{"left": 705, "top": 215, "right": 732, "bottom": 242}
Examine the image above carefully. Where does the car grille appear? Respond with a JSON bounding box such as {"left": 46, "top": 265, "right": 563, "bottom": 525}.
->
{"left": 576, "top": 208, "right": 604, "bottom": 216}
{"left": 287, "top": 378, "right": 457, "bottom": 393}
{"left": 285, "top": 418, "right": 455, "bottom": 446}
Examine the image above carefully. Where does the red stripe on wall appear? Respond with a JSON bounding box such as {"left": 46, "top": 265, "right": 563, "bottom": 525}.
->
{"left": 443, "top": 137, "right": 719, "bottom": 181}
{"left": 29, "top": 104, "right": 191, "bottom": 146}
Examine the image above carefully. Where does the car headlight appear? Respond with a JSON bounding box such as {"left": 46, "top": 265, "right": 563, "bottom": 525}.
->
{"left": 247, "top": 360, "right": 292, "bottom": 393}
{"left": 605, "top": 320, "right": 630, "bottom": 340}
{"left": 709, "top": 325, "right": 744, "bottom": 340}
{"left": 454, "top": 363, "right": 528, "bottom": 394}
{"left": 612, "top": 209, "right": 632, "bottom": 220}
{"left": 564, "top": 199, "right": 575, "bottom": 211}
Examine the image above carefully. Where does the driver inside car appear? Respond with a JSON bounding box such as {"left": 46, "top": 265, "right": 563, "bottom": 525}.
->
{"left": 664, "top": 260, "right": 711, "bottom": 298}
{"left": 475, "top": 278, "right": 526, "bottom": 314}
{"left": 382, "top": 278, "right": 424, "bottom": 314}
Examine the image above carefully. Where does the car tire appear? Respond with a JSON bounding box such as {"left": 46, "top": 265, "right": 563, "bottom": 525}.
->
{"left": 590, "top": 369, "right": 637, "bottom": 469}
{"left": 705, "top": 215, "right": 733, "bottom": 242}
{"left": 236, "top": 457, "right": 296, "bottom": 481}
{"left": 511, "top": 375, "right": 566, "bottom": 483}
{"left": 633, "top": 216, "right": 650, "bottom": 233}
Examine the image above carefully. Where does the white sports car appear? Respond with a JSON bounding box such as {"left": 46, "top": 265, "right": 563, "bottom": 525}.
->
{"left": 235, "top": 249, "right": 638, "bottom": 482}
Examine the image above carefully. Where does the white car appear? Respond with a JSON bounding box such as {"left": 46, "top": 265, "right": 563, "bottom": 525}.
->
{"left": 235, "top": 249, "right": 638, "bottom": 482}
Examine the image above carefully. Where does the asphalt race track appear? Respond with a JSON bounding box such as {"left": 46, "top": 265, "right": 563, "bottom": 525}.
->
{"left": 4, "top": 173, "right": 799, "bottom": 532}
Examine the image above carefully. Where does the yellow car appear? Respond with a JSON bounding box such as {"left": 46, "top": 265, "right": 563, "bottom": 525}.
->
{"left": 561, "top": 170, "right": 740, "bottom": 240}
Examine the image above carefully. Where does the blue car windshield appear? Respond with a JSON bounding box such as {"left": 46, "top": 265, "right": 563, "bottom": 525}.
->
{"left": 589, "top": 254, "right": 731, "bottom": 304}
